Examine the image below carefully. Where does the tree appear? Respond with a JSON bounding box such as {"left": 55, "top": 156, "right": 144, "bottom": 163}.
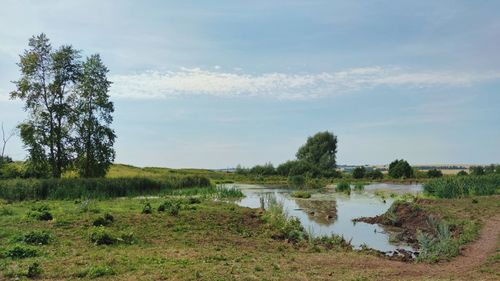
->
{"left": 366, "top": 169, "right": 384, "bottom": 180}
{"left": 74, "top": 54, "right": 115, "bottom": 177}
{"left": 470, "top": 166, "right": 485, "bottom": 176}
{"left": 0, "top": 122, "right": 15, "bottom": 165}
{"left": 11, "top": 34, "right": 81, "bottom": 178}
{"left": 426, "top": 169, "right": 443, "bottom": 178}
{"left": 249, "top": 162, "right": 276, "bottom": 176}
{"left": 296, "top": 131, "right": 337, "bottom": 176}
{"left": 388, "top": 159, "right": 413, "bottom": 178}
{"left": 352, "top": 166, "right": 366, "bottom": 179}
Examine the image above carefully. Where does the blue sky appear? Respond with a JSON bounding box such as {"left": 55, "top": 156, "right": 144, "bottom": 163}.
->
{"left": 0, "top": 0, "right": 499, "bottom": 168}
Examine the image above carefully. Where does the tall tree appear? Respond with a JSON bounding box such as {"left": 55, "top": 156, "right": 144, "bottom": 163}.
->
{"left": 296, "top": 131, "right": 337, "bottom": 175}
{"left": 11, "top": 34, "right": 81, "bottom": 178}
{"left": 74, "top": 54, "right": 115, "bottom": 177}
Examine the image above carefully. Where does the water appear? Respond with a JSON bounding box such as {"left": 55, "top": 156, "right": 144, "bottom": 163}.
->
{"left": 230, "top": 183, "right": 423, "bottom": 254}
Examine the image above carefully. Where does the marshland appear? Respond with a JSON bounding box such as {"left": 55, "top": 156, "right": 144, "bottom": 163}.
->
{"left": 1, "top": 2, "right": 500, "bottom": 280}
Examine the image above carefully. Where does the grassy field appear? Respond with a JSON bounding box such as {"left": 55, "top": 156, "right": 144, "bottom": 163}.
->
{"left": 0, "top": 189, "right": 499, "bottom": 280}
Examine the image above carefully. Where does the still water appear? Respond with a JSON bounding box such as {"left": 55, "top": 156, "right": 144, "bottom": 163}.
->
{"left": 229, "top": 183, "right": 423, "bottom": 254}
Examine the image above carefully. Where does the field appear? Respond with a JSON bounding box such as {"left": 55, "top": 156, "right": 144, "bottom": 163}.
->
{"left": 0, "top": 183, "right": 499, "bottom": 280}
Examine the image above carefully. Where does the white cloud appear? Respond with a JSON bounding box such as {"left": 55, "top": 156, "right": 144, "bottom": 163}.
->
{"left": 109, "top": 67, "right": 500, "bottom": 100}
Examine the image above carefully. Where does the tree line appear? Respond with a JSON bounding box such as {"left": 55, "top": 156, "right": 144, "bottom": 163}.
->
{"left": 6, "top": 34, "right": 115, "bottom": 179}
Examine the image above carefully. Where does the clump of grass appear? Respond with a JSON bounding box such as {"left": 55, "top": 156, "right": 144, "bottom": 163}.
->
{"left": 26, "top": 262, "right": 43, "bottom": 278}
{"left": 27, "top": 205, "right": 53, "bottom": 221}
{"left": 336, "top": 182, "right": 351, "bottom": 193}
{"left": 92, "top": 213, "right": 114, "bottom": 226}
{"left": 290, "top": 191, "right": 311, "bottom": 199}
{"left": 89, "top": 227, "right": 134, "bottom": 246}
{"left": 3, "top": 244, "right": 38, "bottom": 259}
{"left": 77, "top": 265, "right": 115, "bottom": 279}
{"left": 215, "top": 186, "right": 244, "bottom": 199}
{"left": 311, "top": 234, "right": 353, "bottom": 251}
{"left": 158, "top": 200, "right": 181, "bottom": 216}
{"left": 14, "top": 230, "right": 52, "bottom": 245}
{"left": 353, "top": 183, "right": 365, "bottom": 191}
{"left": 262, "top": 196, "right": 307, "bottom": 243}
{"left": 423, "top": 174, "right": 500, "bottom": 198}
{"left": 141, "top": 203, "right": 153, "bottom": 214}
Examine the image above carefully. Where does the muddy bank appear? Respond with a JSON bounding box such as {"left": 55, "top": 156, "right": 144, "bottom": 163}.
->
{"left": 353, "top": 201, "right": 435, "bottom": 246}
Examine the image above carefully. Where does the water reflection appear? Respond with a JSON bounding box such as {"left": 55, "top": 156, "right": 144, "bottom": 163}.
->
{"left": 230, "top": 183, "right": 422, "bottom": 254}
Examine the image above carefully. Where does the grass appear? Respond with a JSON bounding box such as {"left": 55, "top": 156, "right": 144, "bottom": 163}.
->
{"left": 290, "top": 190, "right": 312, "bottom": 199}
{"left": 336, "top": 181, "right": 351, "bottom": 193}
{"left": 0, "top": 176, "right": 211, "bottom": 201}
{"left": 423, "top": 174, "right": 500, "bottom": 198}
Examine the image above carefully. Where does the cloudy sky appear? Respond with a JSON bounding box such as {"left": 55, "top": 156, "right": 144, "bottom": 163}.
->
{"left": 1, "top": 0, "right": 499, "bottom": 168}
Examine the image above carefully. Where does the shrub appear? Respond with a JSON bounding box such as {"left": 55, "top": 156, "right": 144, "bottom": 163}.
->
{"left": 457, "top": 170, "right": 468, "bottom": 176}
{"left": 249, "top": 162, "right": 276, "bottom": 176}
{"left": 388, "top": 159, "right": 413, "bottom": 178}
{"left": 365, "top": 169, "right": 384, "bottom": 180}
{"left": 15, "top": 230, "right": 52, "bottom": 245}
{"left": 336, "top": 182, "right": 351, "bottom": 193}
{"left": 290, "top": 191, "right": 311, "bottom": 199}
{"left": 158, "top": 200, "right": 181, "bottom": 216}
{"left": 27, "top": 205, "right": 53, "bottom": 221}
{"left": 427, "top": 169, "right": 443, "bottom": 178}
{"left": 288, "top": 175, "right": 305, "bottom": 188}
{"left": 89, "top": 227, "right": 116, "bottom": 245}
{"left": 353, "top": 183, "right": 365, "bottom": 191}
{"left": 4, "top": 244, "right": 38, "bottom": 259}
{"left": 352, "top": 166, "right": 366, "bottom": 179}
{"left": 92, "top": 213, "right": 114, "bottom": 226}
{"left": 141, "top": 203, "right": 153, "bottom": 214}
{"left": 26, "top": 262, "right": 42, "bottom": 278}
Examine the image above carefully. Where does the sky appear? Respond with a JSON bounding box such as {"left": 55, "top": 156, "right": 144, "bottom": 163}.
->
{"left": 0, "top": 0, "right": 499, "bottom": 168}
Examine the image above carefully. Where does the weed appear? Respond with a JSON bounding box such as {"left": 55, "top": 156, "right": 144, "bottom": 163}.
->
{"left": 291, "top": 191, "right": 311, "bottom": 199}
{"left": 3, "top": 244, "right": 38, "bottom": 259}
{"left": 26, "top": 262, "right": 42, "bottom": 278}
{"left": 14, "top": 230, "right": 52, "bottom": 245}
{"left": 336, "top": 182, "right": 351, "bottom": 193}
{"left": 142, "top": 202, "right": 153, "bottom": 214}
{"left": 92, "top": 213, "right": 114, "bottom": 226}
{"left": 27, "top": 205, "right": 53, "bottom": 221}
{"left": 89, "top": 227, "right": 116, "bottom": 245}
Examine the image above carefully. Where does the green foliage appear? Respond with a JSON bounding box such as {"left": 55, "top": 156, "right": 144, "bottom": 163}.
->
{"left": 353, "top": 183, "right": 365, "bottom": 191}
{"left": 249, "top": 162, "right": 276, "bottom": 176}
{"left": 158, "top": 200, "right": 181, "bottom": 216}
{"left": 426, "top": 169, "right": 443, "bottom": 178}
{"left": 3, "top": 244, "right": 38, "bottom": 259}
{"left": 92, "top": 213, "right": 114, "bottom": 226}
{"left": 14, "top": 230, "right": 52, "bottom": 245}
{"left": 311, "top": 234, "right": 353, "bottom": 251}
{"left": 352, "top": 166, "right": 366, "bottom": 179}
{"left": 290, "top": 190, "right": 311, "bottom": 199}
{"left": 388, "top": 159, "right": 413, "bottom": 178}
{"left": 0, "top": 175, "right": 211, "bottom": 201}
{"left": 214, "top": 185, "right": 244, "bottom": 198}
{"left": 335, "top": 182, "right": 351, "bottom": 193}
{"left": 74, "top": 54, "right": 115, "bottom": 178}
{"left": 470, "top": 166, "right": 485, "bottom": 176}
{"left": 27, "top": 205, "right": 53, "bottom": 221}
{"left": 89, "top": 227, "right": 116, "bottom": 245}
{"left": 26, "top": 262, "right": 43, "bottom": 278}
{"left": 457, "top": 170, "right": 468, "bottom": 176}
{"left": 78, "top": 265, "right": 115, "bottom": 279}
{"left": 296, "top": 131, "right": 338, "bottom": 176}
{"left": 288, "top": 175, "right": 305, "bottom": 188}
{"left": 262, "top": 197, "right": 307, "bottom": 243}
{"left": 141, "top": 203, "right": 153, "bottom": 214}
{"left": 424, "top": 174, "right": 500, "bottom": 198}
{"left": 365, "top": 169, "right": 384, "bottom": 180}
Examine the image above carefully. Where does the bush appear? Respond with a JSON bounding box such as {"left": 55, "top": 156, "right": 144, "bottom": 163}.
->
{"left": 89, "top": 227, "right": 116, "bottom": 245}
{"left": 365, "top": 169, "right": 384, "bottom": 180}
{"left": 290, "top": 191, "right": 311, "bottom": 199}
{"left": 3, "top": 244, "right": 38, "bottom": 259}
{"left": 288, "top": 175, "right": 305, "bottom": 188}
{"left": 141, "top": 203, "right": 153, "bottom": 214}
{"left": 336, "top": 182, "right": 351, "bottom": 193}
{"left": 158, "top": 200, "right": 181, "bottom": 216}
{"left": 27, "top": 205, "right": 53, "bottom": 221}
{"left": 457, "top": 170, "right": 468, "bottom": 176}
{"left": 353, "top": 183, "right": 365, "bottom": 191}
{"left": 92, "top": 213, "right": 114, "bottom": 226}
{"left": 352, "top": 166, "right": 366, "bottom": 179}
{"left": 0, "top": 175, "right": 212, "bottom": 201}
{"left": 388, "top": 159, "right": 413, "bottom": 178}
{"left": 427, "top": 169, "right": 443, "bottom": 178}
{"left": 26, "top": 262, "right": 42, "bottom": 278}
{"left": 249, "top": 162, "right": 276, "bottom": 176}
{"left": 15, "top": 230, "right": 52, "bottom": 245}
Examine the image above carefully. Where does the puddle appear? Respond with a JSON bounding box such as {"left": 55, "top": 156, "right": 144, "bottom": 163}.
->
{"left": 229, "top": 183, "right": 423, "bottom": 255}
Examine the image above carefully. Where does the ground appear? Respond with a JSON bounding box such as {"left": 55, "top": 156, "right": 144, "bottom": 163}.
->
{"left": 0, "top": 194, "right": 498, "bottom": 280}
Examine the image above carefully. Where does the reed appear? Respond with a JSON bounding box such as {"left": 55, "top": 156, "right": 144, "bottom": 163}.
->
{"left": 423, "top": 175, "right": 500, "bottom": 198}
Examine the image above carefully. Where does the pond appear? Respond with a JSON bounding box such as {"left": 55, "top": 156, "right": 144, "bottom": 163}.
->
{"left": 228, "top": 183, "right": 423, "bottom": 255}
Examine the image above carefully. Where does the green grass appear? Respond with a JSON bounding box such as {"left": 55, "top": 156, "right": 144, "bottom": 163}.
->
{"left": 423, "top": 174, "right": 500, "bottom": 198}
{"left": 0, "top": 176, "right": 211, "bottom": 201}
{"left": 290, "top": 190, "right": 312, "bottom": 199}
{"left": 335, "top": 181, "right": 351, "bottom": 193}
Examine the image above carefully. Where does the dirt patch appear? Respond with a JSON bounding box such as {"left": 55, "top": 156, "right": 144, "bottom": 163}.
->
{"left": 354, "top": 201, "right": 434, "bottom": 246}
